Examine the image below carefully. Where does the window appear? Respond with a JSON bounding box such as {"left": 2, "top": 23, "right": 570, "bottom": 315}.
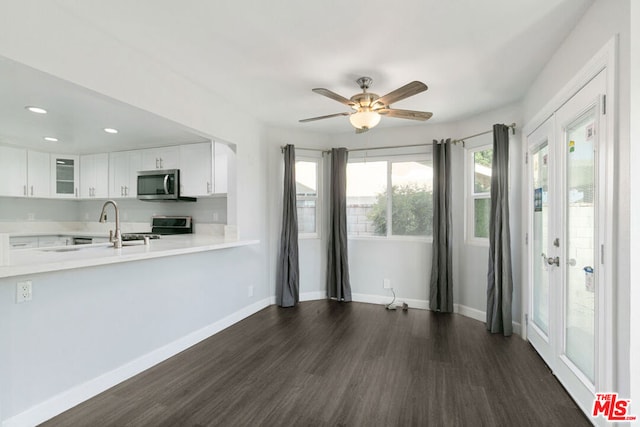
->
{"left": 467, "top": 146, "right": 492, "bottom": 242}
{"left": 346, "top": 156, "right": 432, "bottom": 238}
{"left": 295, "top": 158, "right": 320, "bottom": 237}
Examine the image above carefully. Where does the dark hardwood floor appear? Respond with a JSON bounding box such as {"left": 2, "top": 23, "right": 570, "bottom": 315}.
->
{"left": 42, "top": 301, "right": 590, "bottom": 426}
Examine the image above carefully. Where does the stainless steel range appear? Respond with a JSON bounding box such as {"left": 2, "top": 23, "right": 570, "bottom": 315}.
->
{"left": 122, "top": 216, "right": 193, "bottom": 241}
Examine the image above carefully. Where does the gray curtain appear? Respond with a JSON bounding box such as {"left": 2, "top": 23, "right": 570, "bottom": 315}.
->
{"left": 429, "top": 139, "right": 454, "bottom": 312}
{"left": 486, "top": 124, "right": 513, "bottom": 336}
{"left": 326, "top": 148, "right": 352, "bottom": 302}
{"left": 275, "top": 144, "right": 300, "bottom": 307}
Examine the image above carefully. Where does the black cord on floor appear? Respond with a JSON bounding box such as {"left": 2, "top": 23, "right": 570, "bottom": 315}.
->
{"left": 386, "top": 288, "right": 396, "bottom": 309}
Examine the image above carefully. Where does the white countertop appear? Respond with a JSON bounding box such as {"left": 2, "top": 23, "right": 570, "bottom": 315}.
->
{"left": 0, "top": 234, "right": 259, "bottom": 279}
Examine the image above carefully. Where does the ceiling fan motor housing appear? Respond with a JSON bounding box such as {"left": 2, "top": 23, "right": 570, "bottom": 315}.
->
{"left": 356, "top": 76, "right": 373, "bottom": 90}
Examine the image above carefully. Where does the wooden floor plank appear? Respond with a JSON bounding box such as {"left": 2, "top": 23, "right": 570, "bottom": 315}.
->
{"left": 41, "top": 301, "right": 590, "bottom": 426}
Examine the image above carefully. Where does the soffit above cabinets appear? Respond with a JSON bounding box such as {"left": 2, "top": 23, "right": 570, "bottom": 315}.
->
{"left": 0, "top": 56, "right": 209, "bottom": 155}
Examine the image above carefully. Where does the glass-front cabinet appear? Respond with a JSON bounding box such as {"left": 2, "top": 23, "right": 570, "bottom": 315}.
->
{"left": 50, "top": 154, "right": 79, "bottom": 198}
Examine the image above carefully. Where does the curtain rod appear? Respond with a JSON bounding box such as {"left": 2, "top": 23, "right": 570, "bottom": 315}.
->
{"left": 280, "top": 143, "right": 430, "bottom": 154}
{"left": 452, "top": 123, "right": 517, "bottom": 146}
{"left": 280, "top": 123, "right": 516, "bottom": 153}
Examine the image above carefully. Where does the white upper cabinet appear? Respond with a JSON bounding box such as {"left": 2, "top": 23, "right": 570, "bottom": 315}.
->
{"left": 28, "top": 151, "right": 51, "bottom": 197}
{"left": 141, "top": 146, "right": 179, "bottom": 170}
{"left": 80, "top": 153, "right": 109, "bottom": 198}
{"left": 1, "top": 142, "right": 233, "bottom": 200}
{"left": 178, "top": 141, "right": 234, "bottom": 196}
{"left": 179, "top": 142, "right": 212, "bottom": 197}
{"left": 109, "top": 150, "right": 142, "bottom": 198}
{"left": 0, "top": 145, "right": 27, "bottom": 197}
{"left": 214, "top": 141, "right": 234, "bottom": 194}
{"left": 0, "top": 146, "right": 50, "bottom": 197}
{"left": 50, "top": 154, "right": 79, "bottom": 198}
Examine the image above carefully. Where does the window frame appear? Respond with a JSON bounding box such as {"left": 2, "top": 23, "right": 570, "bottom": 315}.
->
{"left": 346, "top": 152, "right": 433, "bottom": 242}
{"left": 295, "top": 153, "right": 322, "bottom": 239}
{"left": 466, "top": 143, "right": 492, "bottom": 246}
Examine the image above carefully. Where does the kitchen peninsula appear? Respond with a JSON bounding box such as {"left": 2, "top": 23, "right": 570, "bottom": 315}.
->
{"left": 0, "top": 232, "right": 258, "bottom": 279}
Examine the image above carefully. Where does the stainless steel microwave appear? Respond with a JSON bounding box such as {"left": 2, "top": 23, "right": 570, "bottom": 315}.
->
{"left": 137, "top": 169, "right": 196, "bottom": 202}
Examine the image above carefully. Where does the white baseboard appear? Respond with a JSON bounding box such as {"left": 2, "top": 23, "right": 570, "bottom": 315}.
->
{"left": 351, "top": 292, "right": 429, "bottom": 310}
{"left": 3, "top": 297, "right": 273, "bottom": 427}
{"left": 300, "top": 291, "right": 326, "bottom": 301}
{"left": 455, "top": 303, "right": 522, "bottom": 336}
{"left": 351, "top": 293, "right": 521, "bottom": 336}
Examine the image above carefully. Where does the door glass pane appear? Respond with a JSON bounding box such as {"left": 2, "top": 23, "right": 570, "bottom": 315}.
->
{"left": 532, "top": 143, "right": 549, "bottom": 335}
{"left": 564, "top": 108, "right": 596, "bottom": 383}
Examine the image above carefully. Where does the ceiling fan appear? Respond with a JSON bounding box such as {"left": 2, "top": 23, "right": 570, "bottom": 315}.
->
{"left": 299, "top": 77, "right": 433, "bottom": 133}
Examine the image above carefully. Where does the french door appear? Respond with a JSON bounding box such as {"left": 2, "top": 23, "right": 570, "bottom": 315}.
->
{"left": 527, "top": 70, "right": 610, "bottom": 420}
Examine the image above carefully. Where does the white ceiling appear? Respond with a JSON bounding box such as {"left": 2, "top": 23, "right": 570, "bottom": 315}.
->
{"left": 0, "top": 0, "right": 593, "bottom": 152}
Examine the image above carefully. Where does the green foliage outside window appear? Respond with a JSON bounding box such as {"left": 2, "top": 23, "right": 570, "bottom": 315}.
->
{"left": 367, "top": 184, "right": 433, "bottom": 236}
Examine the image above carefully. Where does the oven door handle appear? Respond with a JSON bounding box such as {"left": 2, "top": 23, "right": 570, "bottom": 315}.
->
{"left": 163, "top": 174, "right": 170, "bottom": 195}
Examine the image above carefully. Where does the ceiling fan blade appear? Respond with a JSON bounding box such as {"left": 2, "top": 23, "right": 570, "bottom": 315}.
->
{"left": 374, "top": 81, "right": 428, "bottom": 107}
{"left": 378, "top": 108, "right": 433, "bottom": 121}
{"left": 312, "top": 88, "right": 355, "bottom": 107}
{"left": 299, "top": 112, "right": 351, "bottom": 123}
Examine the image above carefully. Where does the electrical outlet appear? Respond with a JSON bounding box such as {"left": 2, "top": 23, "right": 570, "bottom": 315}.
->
{"left": 248, "top": 285, "right": 254, "bottom": 297}
{"left": 16, "top": 281, "right": 32, "bottom": 303}
{"left": 383, "top": 279, "right": 391, "bottom": 289}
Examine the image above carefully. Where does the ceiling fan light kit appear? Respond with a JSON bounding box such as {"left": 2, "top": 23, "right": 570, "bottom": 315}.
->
{"left": 300, "top": 76, "right": 432, "bottom": 133}
{"left": 349, "top": 108, "right": 381, "bottom": 130}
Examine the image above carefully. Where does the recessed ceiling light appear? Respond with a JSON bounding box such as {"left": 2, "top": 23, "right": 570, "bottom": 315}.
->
{"left": 43, "top": 137, "right": 58, "bottom": 142}
{"left": 103, "top": 128, "right": 118, "bottom": 134}
{"left": 26, "top": 106, "right": 48, "bottom": 114}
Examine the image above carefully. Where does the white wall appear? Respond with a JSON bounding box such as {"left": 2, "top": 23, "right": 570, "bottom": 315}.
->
{"left": 0, "top": 247, "right": 266, "bottom": 424}
{"left": 522, "top": 0, "right": 631, "bottom": 400}
{"left": 0, "top": 2, "right": 270, "bottom": 424}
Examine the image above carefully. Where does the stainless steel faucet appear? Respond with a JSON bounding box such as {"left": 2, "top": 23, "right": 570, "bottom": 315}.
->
{"left": 98, "top": 200, "right": 122, "bottom": 248}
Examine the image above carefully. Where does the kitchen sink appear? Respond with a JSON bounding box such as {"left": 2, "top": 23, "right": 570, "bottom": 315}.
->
{"left": 41, "top": 247, "right": 83, "bottom": 252}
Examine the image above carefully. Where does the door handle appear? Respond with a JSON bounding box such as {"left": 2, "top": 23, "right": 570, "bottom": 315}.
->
{"left": 547, "top": 256, "right": 560, "bottom": 267}
{"left": 163, "top": 174, "right": 169, "bottom": 194}
{"left": 541, "top": 253, "right": 560, "bottom": 267}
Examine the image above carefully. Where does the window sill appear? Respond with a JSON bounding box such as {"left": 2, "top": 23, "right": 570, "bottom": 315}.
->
{"left": 348, "top": 235, "right": 432, "bottom": 243}
{"left": 298, "top": 234, "right": 320, "bottom": 240}
{"left": 465, "top": 238, "right": 490, "bottom": 247}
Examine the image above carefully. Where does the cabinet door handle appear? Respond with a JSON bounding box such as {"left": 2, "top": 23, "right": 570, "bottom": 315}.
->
{"left": 155, "top": 158, "right": 160, "bottom": 169}
{"left": 30, "top": 185, "right": 34, "bottom": 196}
{"left": 24, "top": 185, "right": 27, "bottom": 196}
{"left": 159, "top": 158, "right": 163, "bottom": 169}
{"left": 125, "top": 186, "right": 129, "bottom": 196}
{"left": 207, "top": 181, "right": 211, "bottom": 194}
